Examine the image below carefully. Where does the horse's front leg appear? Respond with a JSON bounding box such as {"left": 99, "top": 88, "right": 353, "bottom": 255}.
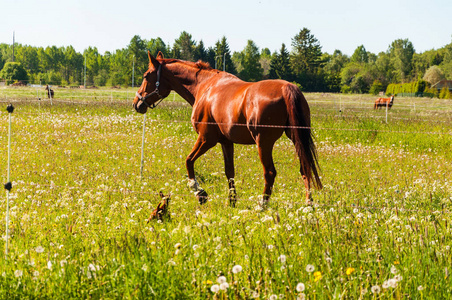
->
{"left": 186, "top": 135, "right": 216, "bottom": 204}
{"left": 221, "top": 141, "right": 236, "bottom": 207}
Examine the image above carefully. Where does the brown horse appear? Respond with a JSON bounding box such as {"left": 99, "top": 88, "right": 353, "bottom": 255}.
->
{"left": 374, "top": 95, "right": 394, "bottom": 109}
{"left": 45, "top": 85, "right": 54, "bottom": 99}
{"left": 133, "top": 52, "right": 322, "bottom": 207}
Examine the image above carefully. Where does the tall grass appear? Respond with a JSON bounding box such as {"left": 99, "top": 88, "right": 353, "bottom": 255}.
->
{"left": 0, "top": 88, "right": 451, "bottom": 299}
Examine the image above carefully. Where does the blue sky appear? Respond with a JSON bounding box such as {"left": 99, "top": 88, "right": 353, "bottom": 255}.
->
{"left": 1, "top": 0, "right": 451, "bottom": 56}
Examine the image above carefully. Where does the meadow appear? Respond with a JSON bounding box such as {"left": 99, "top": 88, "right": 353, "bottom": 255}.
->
{"left": 0, "top": 87, "right": 451, "bottom": 299}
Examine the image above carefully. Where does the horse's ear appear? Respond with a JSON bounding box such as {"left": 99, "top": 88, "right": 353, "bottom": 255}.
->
{"left": 148, "top": 51, "right": 160, "bottom": 68}
{"left": 156, "top": 51, "right": 164, "bottom": 59}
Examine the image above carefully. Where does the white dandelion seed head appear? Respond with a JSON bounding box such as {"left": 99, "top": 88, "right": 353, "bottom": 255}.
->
{"left": 217, "top": 276, "right": 227, "bottom": 284}
{"left": 14, "top": 270, "right": 23, "bottom": 277}
{"left": 47, "top": 260, "right": 53, "bottom": 270}
{"left": 371, "top": 285, "right": 381, "bottom": 294}
{"left": 306, "top": 264, "right": 315, "bottom": 272}
{"left": 35, "top": 246, "right": 44, "bottom": 253}
{"left": 219, "top": 282, "right": 229, "bottom": 290}
{"left": 296, "top": 282, "right": 305, "bottom": 292}
{"left": 388, "top": 278, "right": 398, "bottom": 288}
{"left": 269, "top": 295, "right": 278, "bottom": 300}
{"left": 391, "top": 266, "right": 398, "bottom": 274}
{"left": 210, "top": 284, "right": 220, "bottom": 293}
{"left": 278, "top": 254, "right": 287, "bottom": 264}
{"left": 417, "top": 285, "right": 424, "bottom": 291}
{"left": 382, "top": 281, "right": 390, "bottom": 289}
{"left": 297, "top": 293, "right": 306, "bottom": 300}
{"left": 232, "top": 265, "right": 243, "bottom": 273}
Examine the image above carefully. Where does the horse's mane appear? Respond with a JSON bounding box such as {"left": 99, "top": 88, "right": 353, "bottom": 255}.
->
{"left": 153, "top": 58, "right": 213, "bottom": 71}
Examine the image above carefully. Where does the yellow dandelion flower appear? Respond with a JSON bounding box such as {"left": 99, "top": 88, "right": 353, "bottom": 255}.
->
{"left": 314, "top": 271, "right": 322, "bottom": 282}
{"left": 346, "top": 267, "right": 355, "bottom": 275}
{"left": 393, "top": 260, "right": 400, "bottom": 265}
{"left": 203, "top": 280, "right": 213, "bottom": 285}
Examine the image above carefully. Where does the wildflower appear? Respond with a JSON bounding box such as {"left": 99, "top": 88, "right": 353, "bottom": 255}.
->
{"left": 232, "top": 265, "right": 243, "bottom": 273}
{"left": 388, "top": 278, "right": 398, "bottom": 288}
{"left": 35, "top": 246, "right": 44, "bottom": 253}
{"left": 252, "top": 291, "right": 259, "bottom": 298}
{"left": 210, "top": 284, "right": 220, "bottom": 293}
{"left": 314, "top": 271, "right": 322, "bottom": 282}
{"left": 203, "top": 280, "right": 213, "bottom": 285}
{"left": 269, "top": 295, "right": 278, "bottom": 300}
{"left": 217, "top": 276, "right": 227, "bottom": 284}
{"left": 14, "top": 270, "right": 23, "bottom": 277}
{"left": 305, "top": 264, "right": 315, "bottom": 272}
{"left": 33, "top": 270, "right": 39, "bottom": 277}
{"left": 417, "top": 285, "right": 424, "bottom": 291}
{"left": 278, "top": 255, "right": 287, "bottom": 264}
{"left": 174, "top": 243, "right": 182, "bottom": 249}
{"left": 141, "top": 264, "right": 148, "bottom": 272}
{"left": 47, "top": 260, "right": 53, "bottom": 270}
{"left": 346, "top": 267, "right": 355, "bottom": 275}
{"left": 382, "top": 281, "right": 390, "bottom": 289}
{"left": 219, "top": 282, "right": 229, "bottom": 290}
{"left": 394, "top": 274, "right": 403, "bottom": 282}
{"left": 325, "top": 257, "right": 332, "bottom": 264}
{"left": 193, "top": 244, "right": 199, "bottom": 251}
{"left": 390, "top": 266, "right": 398, "bottom": 274}
{"left": 393, "top": 260, "right": 400, "bottom": 265}
{"left": 297, "top": 294, "right": 306, "bottom": 300}
{"left": 371, "top": 285, "right": 381, "bottom": 294}
{"left": 296, "top": 282, "right": 305, "bottom": 292}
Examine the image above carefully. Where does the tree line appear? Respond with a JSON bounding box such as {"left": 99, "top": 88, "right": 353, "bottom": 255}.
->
{"left": 1, "top": 28, "right": 452, "bottom": 96}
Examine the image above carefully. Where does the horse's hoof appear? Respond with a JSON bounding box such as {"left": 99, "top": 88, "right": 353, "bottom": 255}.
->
{"left": 196, "top": 189, "right": 208, "bottom": 205}
{"left": 228, "top": 189, "right": 237, "bottom": 207}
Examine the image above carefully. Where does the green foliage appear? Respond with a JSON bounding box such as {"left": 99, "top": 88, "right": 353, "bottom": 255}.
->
{"left": 439, "top": 86, "right": 452, "bottom": 99}
{"left": 385, "top": 80, "right": 428, "bottom": 96}
{"left": 369, "top": 80, "right": 383, "bottom": 95}
{"left": 269, "top": 43, "right": 293, "bottom": 81}
{"left": 0, "top": 61, "right": 29, "bottom": 84}
{"left": 237, "top": 40, "right": 263, "bottom": 82}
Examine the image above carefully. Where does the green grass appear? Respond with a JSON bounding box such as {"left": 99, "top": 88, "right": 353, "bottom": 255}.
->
{"left": 0, "top": 87, "right": 451, "bottom": 299}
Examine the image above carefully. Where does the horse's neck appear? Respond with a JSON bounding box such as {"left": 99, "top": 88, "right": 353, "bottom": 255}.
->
{"left": 166, "top": 62, "right": 216, "bottom": 106}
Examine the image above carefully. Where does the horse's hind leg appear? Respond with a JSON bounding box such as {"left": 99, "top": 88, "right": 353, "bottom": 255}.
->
{"left": 221, "top": 141, "right": 236, "bottom": 207}
{"left": 186, "top": 135, "right": 217, "bottom": 204}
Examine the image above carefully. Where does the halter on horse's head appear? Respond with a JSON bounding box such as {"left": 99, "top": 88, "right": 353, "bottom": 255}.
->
{"left": 133, "top": 52, "right": 171, "bottom": 113}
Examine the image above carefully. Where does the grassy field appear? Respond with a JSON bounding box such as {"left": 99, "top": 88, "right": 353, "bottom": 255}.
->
{"left": 0, "top": 87, "right": 451, "bottom": 299}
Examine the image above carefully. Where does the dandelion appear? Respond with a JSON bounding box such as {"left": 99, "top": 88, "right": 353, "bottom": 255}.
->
{"left": 14, "top": 270, "right": 23, "bottom": 277}
{"left": 418, "top": 285, "right": 424, "bottom": 291}
{"left": 278, "top": 254, "right": 287, "bottom": 264}
{"left": 252, "top": 291, "right": 259, "bottom": 298}
{"left": 174, "top": 243, "right": 182, "bottom": 249}
{"left": 269, "top": 295, "right": 278, "bottom": 300}
{"left": 193, "top": 244, "right": 199, "bottom": 251}
{"left": 371, "top": 285, "right": 381, "bottom": 294}
{"left": 35, "top": 246, "right": 44, "bottom": 253}
{"left": 232, "top": 265, "right": 243, "bottom": 273}
{"left": 325, "top": 257, "right": 332, "bottom": 264}
{"left": 388, "top": 278, "right": 398, "bottom": 288}
{"left": 297, "top": 294, "right": 306, "bottom": 300}
{"left": 219, "top": 282, "right": 229, "bottom": 290}
{"left": 203, "top": 280, "right": 213, "bottom": 285}
{"left": 296, "top": 282, "right": 305, "bottom": 292}
{"left": 306, "top": 264, "right": 315, "bottom": 272}
{"left": 314, "top": 271, "right": 322, "bottom": 282}
{"left": 47, "top": 260, "right": 53, "bottom": 270}
{"left": 33, "top": 270, "right": 39, "bottom": 277}
{"left": 141, "top": 264, "right": 148, "bottom": 272}
{"left": 210, "top": 284, "right": 220, "bottom": 293}
{"left": 382, "top": 280, "right": 390, "bottom": 289}
{"left": 346, "top": 267, "right": 355, "bottom": 275}
{"left": 217, "top": 276, "right": 227, "bottom": 284}
{"left": 390, "top": 266, "right": 398, "bottom": 274}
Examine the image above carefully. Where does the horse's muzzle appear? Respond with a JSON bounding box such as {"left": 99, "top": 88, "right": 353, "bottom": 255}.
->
{"left": 133, "top": 98, "right": 148, "bottom": 114}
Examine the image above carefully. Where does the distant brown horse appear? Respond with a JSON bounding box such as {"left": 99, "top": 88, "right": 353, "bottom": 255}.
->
{"left": 374, "top": 95, "right": 394, "bottom": 109}
{"left": 133, "top": 52, "right": 322, "bottom": 207}
{"left": 45, "top": 85, "right": 54, "bottom": 99}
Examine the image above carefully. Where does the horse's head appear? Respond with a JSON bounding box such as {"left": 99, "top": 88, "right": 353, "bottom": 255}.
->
{"left": 133, "top": 51, "right": 171, "bottom": 114}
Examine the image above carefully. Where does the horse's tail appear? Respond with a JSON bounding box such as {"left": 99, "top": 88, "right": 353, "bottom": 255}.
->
{"left": 283, "top": 83, "right": 322, "bottom": 189}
